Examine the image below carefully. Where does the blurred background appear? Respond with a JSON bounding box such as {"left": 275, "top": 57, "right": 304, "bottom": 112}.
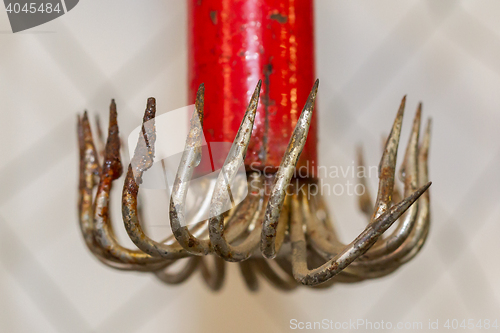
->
{"left": 1, "top": 1, "right": 499, "bottom": 332}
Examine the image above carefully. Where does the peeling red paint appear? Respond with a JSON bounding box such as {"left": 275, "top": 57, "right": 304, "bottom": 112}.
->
{"left": 188, "top": 0, "right": 317, "bottom": 172}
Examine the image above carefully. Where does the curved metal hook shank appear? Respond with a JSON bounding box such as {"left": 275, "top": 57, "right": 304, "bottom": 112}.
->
{"left": 169, "top": 84, "right": 214, "bottom": 255}
{"left": 362, "top": 105, "right": 421, "bottom": 259}
{"left": 94, "top": 100, "right": 167, "bottom": 266}
{"left": 122, "top": 98, "right": 188, "bottom": 259}
{"left": 208, "top": 82, "right": 265, "bottom": 261}
{"left": 291, "top": 181, "right": 431, "bottom": 286}
{"left": 261, "top": 79, "right": 319, "bottom": 259}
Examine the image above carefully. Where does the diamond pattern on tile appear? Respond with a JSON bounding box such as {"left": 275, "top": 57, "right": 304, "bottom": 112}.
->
{"left": 0, "top": 261, "right": 58, "bottom": 333}
{"left": 399, "top": 272, "right": 479, "bottom": 333}
{"left": 469, "top": 203, "right": 500, "bottom": 309}
{"left": 0, "top": 1, "right": 499, "bottom": 332}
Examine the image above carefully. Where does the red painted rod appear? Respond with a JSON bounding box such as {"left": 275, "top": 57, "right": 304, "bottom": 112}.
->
{"left": 188, "top": 0, "right": 317, "bottom": 173}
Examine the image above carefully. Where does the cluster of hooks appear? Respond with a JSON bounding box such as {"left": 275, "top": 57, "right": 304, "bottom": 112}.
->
{"left": 77, "top": 81, "right": 431, "bottom": 291}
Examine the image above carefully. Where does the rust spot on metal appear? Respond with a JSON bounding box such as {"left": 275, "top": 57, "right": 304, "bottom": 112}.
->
{"left": 270, "top": 12, "right": 288, "bottom": 24}
{"left": 260, "top": 62, "right": 273, "bottom": 163}
{"left": 209, "top": 10, "right": 217, "bottom": 25}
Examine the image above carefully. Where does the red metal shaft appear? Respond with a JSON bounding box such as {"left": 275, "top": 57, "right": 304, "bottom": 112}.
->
{"left": 188, "top": 0, "right": 317, "bottom": 174}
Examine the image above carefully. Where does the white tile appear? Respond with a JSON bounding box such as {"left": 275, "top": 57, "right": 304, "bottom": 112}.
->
{"left": 0, "top": 153, "right": 77, "bottom": 249}
{"left": 462, "top": 0, "right": 500, "bottom": 35}
{"left": 316, "top": 0, "right": 421, "bottom": 91}
{"left": 37, "top": 223, "right": 154, "bottom": 327}
{"left": 0, "top": 261, "right": 58, "bottom": 333}
{"left": 357, "top": 35, "right": 500, "bottom": 216}
{"left": 0, "top": 36, "right": 82, "bottom": 168}
{"left": 0, "top": 220, "right": 91, "bottom": 332}
{"left": 467, "top": 203, "right": 500, "bottom": 316}
{"left": 401, "top": 272, "right": 476, "bottom": 333}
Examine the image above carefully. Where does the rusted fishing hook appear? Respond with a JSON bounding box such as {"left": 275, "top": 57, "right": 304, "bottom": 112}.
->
{"left": 77, "top": 0, "right": 432, "bottom": 290}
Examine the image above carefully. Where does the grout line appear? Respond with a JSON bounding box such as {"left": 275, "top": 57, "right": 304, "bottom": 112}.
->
{"left": 0, "top": 214, "right": 91, "bottom": 333}
{"left": 322, "top": 1, "right": 461, "bottom": 143}
{"left": 94, "top": 278, "right": 187, "bottom": 333}
{"left": 0, "top": 116, "right": 75, "bottom": 206}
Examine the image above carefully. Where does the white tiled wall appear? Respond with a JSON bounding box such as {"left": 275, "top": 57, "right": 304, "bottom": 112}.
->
{"left": 1, "top": 1, "right": 499, "bottom": 332}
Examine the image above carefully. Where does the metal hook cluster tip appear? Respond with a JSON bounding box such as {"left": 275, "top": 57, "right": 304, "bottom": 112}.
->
{"left": 77, "top": 80, "right": 431, "bottom": 290}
